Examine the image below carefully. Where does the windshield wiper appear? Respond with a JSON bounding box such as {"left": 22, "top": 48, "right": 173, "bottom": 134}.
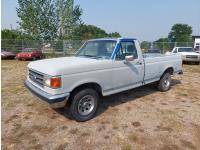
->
{"left": 78, "top": 54, "right": 95, "bottom": 57}
{"left": 93, "top": 56, "right": 105, "bottom": 59}
{"left": 78, "top": 55, "right": 104, "bottom": 59}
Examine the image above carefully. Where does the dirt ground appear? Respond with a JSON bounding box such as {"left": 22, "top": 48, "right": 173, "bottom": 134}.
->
{"left": 1, "top": 60, "right": 200, "bottom": 150}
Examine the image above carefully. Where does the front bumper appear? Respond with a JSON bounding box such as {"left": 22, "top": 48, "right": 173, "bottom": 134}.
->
{"left": 16, "top": 56, "right": 32, "bottom": 60}
{"left": 182, "top": 57, "right": 200, "bottom": 62}
{"left": 24, "top": 80, "right": 70, "bottom": 108}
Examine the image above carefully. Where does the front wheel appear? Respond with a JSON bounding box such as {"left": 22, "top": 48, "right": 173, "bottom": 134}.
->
{"left": 69, "top": 88, "right": 99, "bottom": 122}
{"left": 158, "top": 73, "right": 172, "bottom": 92}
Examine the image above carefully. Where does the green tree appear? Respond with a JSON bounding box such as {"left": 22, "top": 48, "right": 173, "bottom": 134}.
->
{"left": 140, "top": 41, "right": 151, "bottom": 51}
{"left": 56, "top": 0, "right": 82, "bottom": 39}
{"left": 72, "top": 24, "right": 121, "bottom": 40}
{"left": 154, "top": 38, "right": 171, "bottom": 52}
{"left": 1, "top": 29, "right": 34, "bottom": 52}
{"left": 37, "top": 0, "right": 58, "bottom": 40}
{"left": 108, "top": 32, "right": 121, "bottom": 38}
{"left": 17, "top": 0, "right": 58, "bottom": 40}
{"left": 1, "top": 29, "right": 33, "bottom": 39}
{"left": 72, "top": 24, "right": 108, "bottom": 40}
{"left": 17, "top": 0, "right": 82, "bottom": 40}
{"left": 168, "top": 23, "right": 192, "bottom": 42}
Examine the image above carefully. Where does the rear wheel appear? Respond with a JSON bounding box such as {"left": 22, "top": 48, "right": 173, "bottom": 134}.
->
{"left": 158, "top": 73, "right": 172, "bottom": 92}
{"left": 69, "top": 88, "right": 99, "bottom": 122}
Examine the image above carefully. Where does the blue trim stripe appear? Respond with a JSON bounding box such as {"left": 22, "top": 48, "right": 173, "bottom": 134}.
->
{"left": 111, "top": 41, "right": 120, "bottom": 60}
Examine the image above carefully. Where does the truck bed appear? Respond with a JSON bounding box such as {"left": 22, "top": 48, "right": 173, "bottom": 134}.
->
{"left": 143, "top": 53, "right": 182, "bottom": 85}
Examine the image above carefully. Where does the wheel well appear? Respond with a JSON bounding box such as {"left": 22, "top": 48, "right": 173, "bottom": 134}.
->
{"left": 67, "top": 83, "right": 102, "bottom": 105}
{"left": 163, "top": 67, "right": 174, "bottom": 75}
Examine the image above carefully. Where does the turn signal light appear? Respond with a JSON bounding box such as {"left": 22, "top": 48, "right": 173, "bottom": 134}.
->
{"left": 50, "top": 77, "right": 61, "bottom": 88}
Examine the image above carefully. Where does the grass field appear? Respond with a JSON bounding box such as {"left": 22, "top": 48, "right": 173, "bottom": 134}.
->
{"left": 1, "top": 60, "right": 200, "bottom": 150}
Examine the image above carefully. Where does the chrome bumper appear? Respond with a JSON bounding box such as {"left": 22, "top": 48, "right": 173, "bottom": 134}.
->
{"left": 182, "top": 58, "right": 200, "bottom": 62}
{"left": 24, "top": 80, "right": 70, "bottom": 108}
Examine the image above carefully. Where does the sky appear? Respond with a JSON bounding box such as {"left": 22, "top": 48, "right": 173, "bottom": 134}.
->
{"left": 1, "top": 0, "right": 200, "bottom": 41}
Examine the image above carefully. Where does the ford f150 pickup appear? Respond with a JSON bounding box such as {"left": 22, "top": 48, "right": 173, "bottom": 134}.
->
{"left": 25, "top": 38, "right": 183, "bottom": 121}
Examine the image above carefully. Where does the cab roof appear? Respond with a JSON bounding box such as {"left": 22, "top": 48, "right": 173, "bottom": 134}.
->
{"left": 87, "top": 37, "right": 137, "bottom": 42}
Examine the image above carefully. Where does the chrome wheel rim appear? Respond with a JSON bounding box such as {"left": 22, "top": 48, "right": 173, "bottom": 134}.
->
{"left": 163, "top": 76, "right": 171, "bottom": 88}
{"left": 164, "top": 80, "right": 170, "bottom": 87}
{"left": 78, "top": 95, "right": 95, "bottom": 116}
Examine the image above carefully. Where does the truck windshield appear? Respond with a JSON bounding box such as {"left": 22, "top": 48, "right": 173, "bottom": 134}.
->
{"left": 178, "top": 48, "right": 194, "bottom": 52}
{"left": 76, "top": 40, "right": 116, "bottom": 59}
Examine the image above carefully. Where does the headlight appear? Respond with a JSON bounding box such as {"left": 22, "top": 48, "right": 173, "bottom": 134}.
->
{"left": 44, "top": 76, "right": 61, "bottom": 89}
{"left": 44, "top": 78, "right": 51, "bottom": 87}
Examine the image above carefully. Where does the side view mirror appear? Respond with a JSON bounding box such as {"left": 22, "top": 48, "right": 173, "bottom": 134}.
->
{"left": 125, "top": 55, "right": 134, "bottom": 62}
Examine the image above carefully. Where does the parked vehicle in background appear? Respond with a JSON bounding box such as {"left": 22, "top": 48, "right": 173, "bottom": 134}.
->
{"left": 145, "top": 49, "right": 161, "bottom": 54}
{"left": 195, "top": 48, "right": 200, "bottom": 54}
{"left": 16, "top": 48, "right": 43, "bottom": 60}
{"left": 193, "top": 35, "right": 200, "bottom": 51}
{"left": 172, "top": 47, "right": 200, "bottom": 64}
{"left": 25, "top": 38, "right": 183, "bottom": 122}
{"left": 1, "top": 50, "right": 16, "bottom": 59}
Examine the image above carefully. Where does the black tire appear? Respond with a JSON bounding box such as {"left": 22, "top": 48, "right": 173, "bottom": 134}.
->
{"left": 158, "top": 73, "right": 172, "bottom": 92}
{"left": 69, "top": 88, "right": 99, "bottom": 122}
{"left": 32, "top": 57, "right": 36, "bottom": 61}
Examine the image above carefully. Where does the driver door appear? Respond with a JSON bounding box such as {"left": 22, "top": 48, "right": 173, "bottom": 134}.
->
{"left": 111, "top": 40, "right": 144, "bottom": 93}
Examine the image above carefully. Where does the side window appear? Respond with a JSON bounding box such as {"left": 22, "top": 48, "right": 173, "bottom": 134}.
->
{"left": 173, "top": 48, "right": 177, "bottom": 53}
{"left": 116, "top": 41, "right": 138, "bottom": 60}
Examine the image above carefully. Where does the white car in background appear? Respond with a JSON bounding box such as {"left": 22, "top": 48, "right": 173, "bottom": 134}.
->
{"left": 172, "top": 47, "right": 200, "bottom": 64}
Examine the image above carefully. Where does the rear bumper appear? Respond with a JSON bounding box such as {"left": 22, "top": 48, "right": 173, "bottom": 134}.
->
{"left": 1, "top": 55, "right": 15, "bottom": 59}
{"left": 24, "top": 80, "right": 70, "bottom": 108}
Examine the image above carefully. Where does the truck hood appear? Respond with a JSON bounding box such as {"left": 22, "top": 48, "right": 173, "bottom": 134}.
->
{"left": 179, "top": 52, "right": 200, "bottom": 56}
{"left": 28, "top": 56, "right": 113, "bottom": 76}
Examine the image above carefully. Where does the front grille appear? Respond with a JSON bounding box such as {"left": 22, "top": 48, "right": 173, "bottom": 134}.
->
{"left": 29, "top": 69, "right": 44, "bottom": 87}
{"left": 186, "top": 55, "right": 198, "bottom": 59}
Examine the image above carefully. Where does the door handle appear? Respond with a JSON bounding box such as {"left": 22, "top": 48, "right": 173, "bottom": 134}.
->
{"left": 136, "top": 62, "right": 143, "bottom": 65}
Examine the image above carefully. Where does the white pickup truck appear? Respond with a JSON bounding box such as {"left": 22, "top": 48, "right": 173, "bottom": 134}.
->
{"left": 25, "top": 38, "right": 182, "bottom": 121}
{"left": 172, "top": 47, "right": 200, "bottom": 64}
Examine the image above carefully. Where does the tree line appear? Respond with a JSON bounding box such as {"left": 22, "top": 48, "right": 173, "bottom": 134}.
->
{"left": 2, "top": 0, "right": 120, "bottom": 40}
{"left": 141, "top": 23, "right": 193, "bottom": 51}
{"left": 2, "top": 0, "right": 194, "bottom": 49}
